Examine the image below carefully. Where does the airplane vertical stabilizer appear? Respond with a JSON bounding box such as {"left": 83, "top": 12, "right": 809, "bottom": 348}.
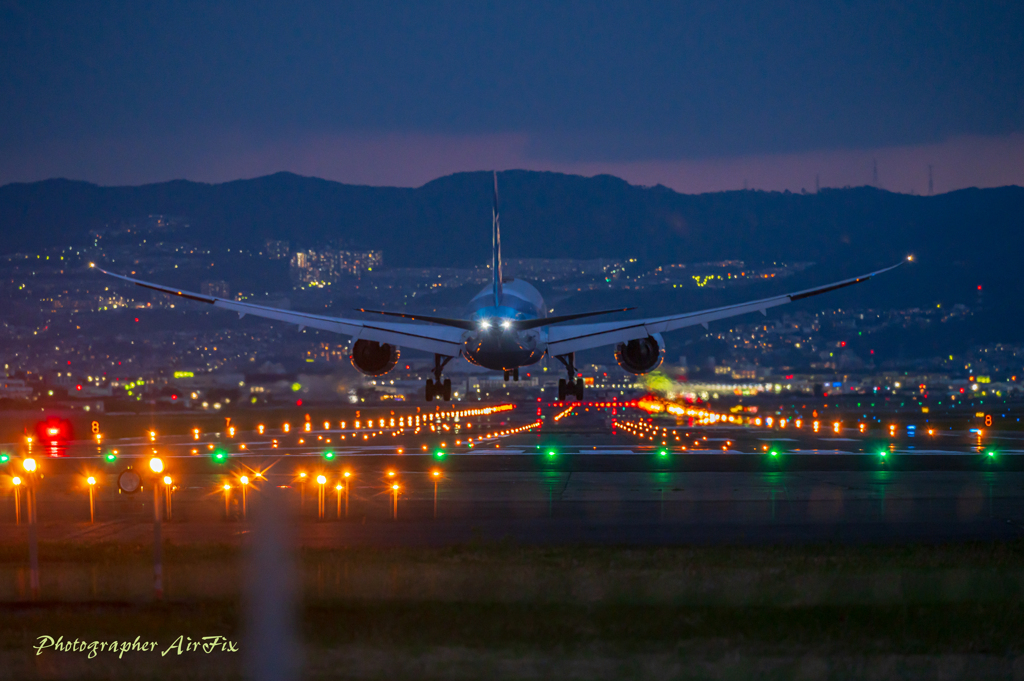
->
{"left": 492, "top": 170, "right": 503, "bottom": 307}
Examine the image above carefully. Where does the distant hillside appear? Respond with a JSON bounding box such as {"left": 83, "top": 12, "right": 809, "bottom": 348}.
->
{"left": 1, "top": 171, "right": 1022, "bottom": 331}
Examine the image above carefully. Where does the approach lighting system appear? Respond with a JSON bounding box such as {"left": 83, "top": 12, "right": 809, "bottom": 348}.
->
{"left": 149, "top": 457, "right": 163, "bottom": 474}
{"left": 240, "top": 475, "right": 249, "bottom": 485}
{"left": 163, "top": 475, "right": 172, "bottom": 485}
{"left": 23, "top": 458, "right": 37, "bottom": 472}
{"left": 316, "top": 474, "right": 327, "bottom": 485}
{"left": 87, "top": 476, "right": 96, "bottom": 486}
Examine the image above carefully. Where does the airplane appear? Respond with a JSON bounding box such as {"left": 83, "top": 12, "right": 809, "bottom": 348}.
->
{"left": 95, "top": 172, "right": 908, "bottom": 402}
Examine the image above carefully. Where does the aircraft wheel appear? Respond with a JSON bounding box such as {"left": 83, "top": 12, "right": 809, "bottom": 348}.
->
{"left": 558, "top": 379, "right": 566, "bottom": 402}
{"left": 425, "top": 379, "right": 434, "bottom": 402}
{"left": 443, "top": 379, "right": 452, "bottom": 401}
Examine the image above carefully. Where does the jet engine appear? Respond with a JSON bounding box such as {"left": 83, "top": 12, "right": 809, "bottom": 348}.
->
{"left": 349, "top": 339, "right": 400, "bottom": 376}
{"left": 614, "top": 334, "right": 665, "bottom": 375}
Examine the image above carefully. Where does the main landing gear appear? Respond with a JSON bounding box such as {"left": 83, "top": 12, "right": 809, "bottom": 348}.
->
{"left": 425, "top": 354, "right": 453, "bottom": 402}
{"left": 503, "top": 368, "right": 520, "bottom": 381}
{"left": 555, "top": 353, "right": 584, "bottom": 402}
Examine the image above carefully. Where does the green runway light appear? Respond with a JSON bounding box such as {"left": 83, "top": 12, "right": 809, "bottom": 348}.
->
{"left": 879, "top": 451, "right": 887, "bottom": 458}
{"left": 987, "top": 450, "right": 996, "bottom": 457}
{"left": 104, "top": 453, "right": 116, "bottom": 462}
{"left": 770, "top": 451, "right": 778, "bottom": 457}
{"left": 213, "top": 451, "right": 227, "bottom": 462}
{"left": 323, "top": 451, "right": 335, "bottom": 460}
{"left": 434, "top": 450, "right": 445, "bottom": 459}
{"left": 659, "top": 450, "right": 669, "bottom": 458}
{"left": 546, "top": 450, "right": 556, "bottom": 458}
{"left": 0, "top": 453, "right": 8, "bottom": 464}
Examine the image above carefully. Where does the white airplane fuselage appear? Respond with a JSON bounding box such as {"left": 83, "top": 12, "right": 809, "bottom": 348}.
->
{"left": 462, "top": 279, "right": 546, "bottom": 371}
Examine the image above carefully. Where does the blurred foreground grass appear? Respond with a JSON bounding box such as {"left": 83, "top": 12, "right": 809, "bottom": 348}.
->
{"left": 2, "top": 542, "right": 1024, "bottom": 679}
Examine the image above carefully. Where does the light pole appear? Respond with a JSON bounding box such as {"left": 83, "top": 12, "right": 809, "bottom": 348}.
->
{"left": 222, "top": 483, "right": 231, "bottom": 520}
{"left": 240, "top": 475, "right": 249, "bottom": 519}
{"left": 163, "top": 476, "right": 173, "bottom": 520}
{"left": 149, "top": 457, "right": 164, "bottom": 601}
{"left": 23, "top": 457, "right": 39, "bottom": 599}
{"left": 343, "top": 471, "right": 351, "bottom": 518}
{"left": 432, "top": 470, "right": 441, "bottom": 519}
{"left": 12, "top": 476, "right": 21, "bottom": 525}
{"left": 316, "top": 475, "right": 326, "bottom": 520}
{"left": 86, "top": 476, "right": 96, "bottom": 523}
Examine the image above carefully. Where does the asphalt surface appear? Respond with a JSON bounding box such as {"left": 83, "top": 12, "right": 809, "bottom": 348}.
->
{"left": 4, "top": 404, "right": 1024, "bottom": 547}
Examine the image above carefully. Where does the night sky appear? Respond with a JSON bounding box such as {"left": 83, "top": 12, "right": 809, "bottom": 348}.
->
{"left": 2, "top": 1, "right": 1022, "bottom": 193}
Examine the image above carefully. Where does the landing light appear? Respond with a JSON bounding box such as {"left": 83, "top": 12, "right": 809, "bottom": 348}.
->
{"left": 501, "top": 319, "right": 511, "bottom": 329}
{"left": 479, "top": 320, "right": 491, "bottom": 330}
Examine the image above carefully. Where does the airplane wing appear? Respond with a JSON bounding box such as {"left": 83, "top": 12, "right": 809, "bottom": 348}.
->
{"left": 546, "top": 260, "right": 908, "bottom": 357}
{"left": 94, "top": 267, "right": 465, "bottom": 356}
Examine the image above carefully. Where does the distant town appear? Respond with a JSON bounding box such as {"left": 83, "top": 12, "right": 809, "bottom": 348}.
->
{"left": 1, "top": 214, "right": 1019, "bottom": 412}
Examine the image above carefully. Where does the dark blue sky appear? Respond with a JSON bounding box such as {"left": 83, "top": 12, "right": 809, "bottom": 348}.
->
{"left": 2, "top": 1, "right": 1022, "bottom": 191}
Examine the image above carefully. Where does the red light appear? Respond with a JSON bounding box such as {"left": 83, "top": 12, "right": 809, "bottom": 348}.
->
{"left": 977, "top": 285, "right": 982, "bottom": 290}
{"left": 134, "top": 318, "right": 139, "bottom": 322}
{"left": 76, "top": 385, "right": 82, "bottom": 391}
{"left": 296, "top": 399, "right": 303, "bottom": 406}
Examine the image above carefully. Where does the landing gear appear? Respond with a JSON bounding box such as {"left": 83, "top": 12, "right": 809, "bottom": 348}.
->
{"left": 555, "top": 353, "right": 584, "bottom": 402}
{"left": 425, "top": 354, "right": 454, "bottom": 402}
{"left": 503, "top": 368, "right": 520, "bottom": 382}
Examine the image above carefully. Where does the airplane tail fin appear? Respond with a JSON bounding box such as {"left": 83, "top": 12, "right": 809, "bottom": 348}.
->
{"left": 492, "top": 170, "right": 502, "bottom": 307}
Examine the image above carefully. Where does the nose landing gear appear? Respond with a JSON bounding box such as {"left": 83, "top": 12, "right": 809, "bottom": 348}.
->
{"left": 426, "top": 354, "right": 453, "bottom": 402}
{"left": 555, "top": 353, "right": 584, "bottom": 402}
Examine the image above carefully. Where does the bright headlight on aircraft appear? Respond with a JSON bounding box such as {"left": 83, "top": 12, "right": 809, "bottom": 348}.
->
{"left": 501, "top": 319, "right": 511, "bottom": 329}
{"left": 479, "top": 320, "right": 491, "bottom": 330}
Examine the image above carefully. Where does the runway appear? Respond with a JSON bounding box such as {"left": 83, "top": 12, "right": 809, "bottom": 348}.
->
{"left": 6, "top": 468, "right": 1024, "bottom": 550}
{"left": 4, "top": 402, "right": 1024, "bottom": 550}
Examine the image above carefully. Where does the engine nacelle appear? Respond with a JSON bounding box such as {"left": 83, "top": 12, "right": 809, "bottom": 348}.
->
{"left": 349, "top": 339, "right": 400, "bottom": 376}
{"left": 614, "top": 334, "right": 665, "bottom": 375}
